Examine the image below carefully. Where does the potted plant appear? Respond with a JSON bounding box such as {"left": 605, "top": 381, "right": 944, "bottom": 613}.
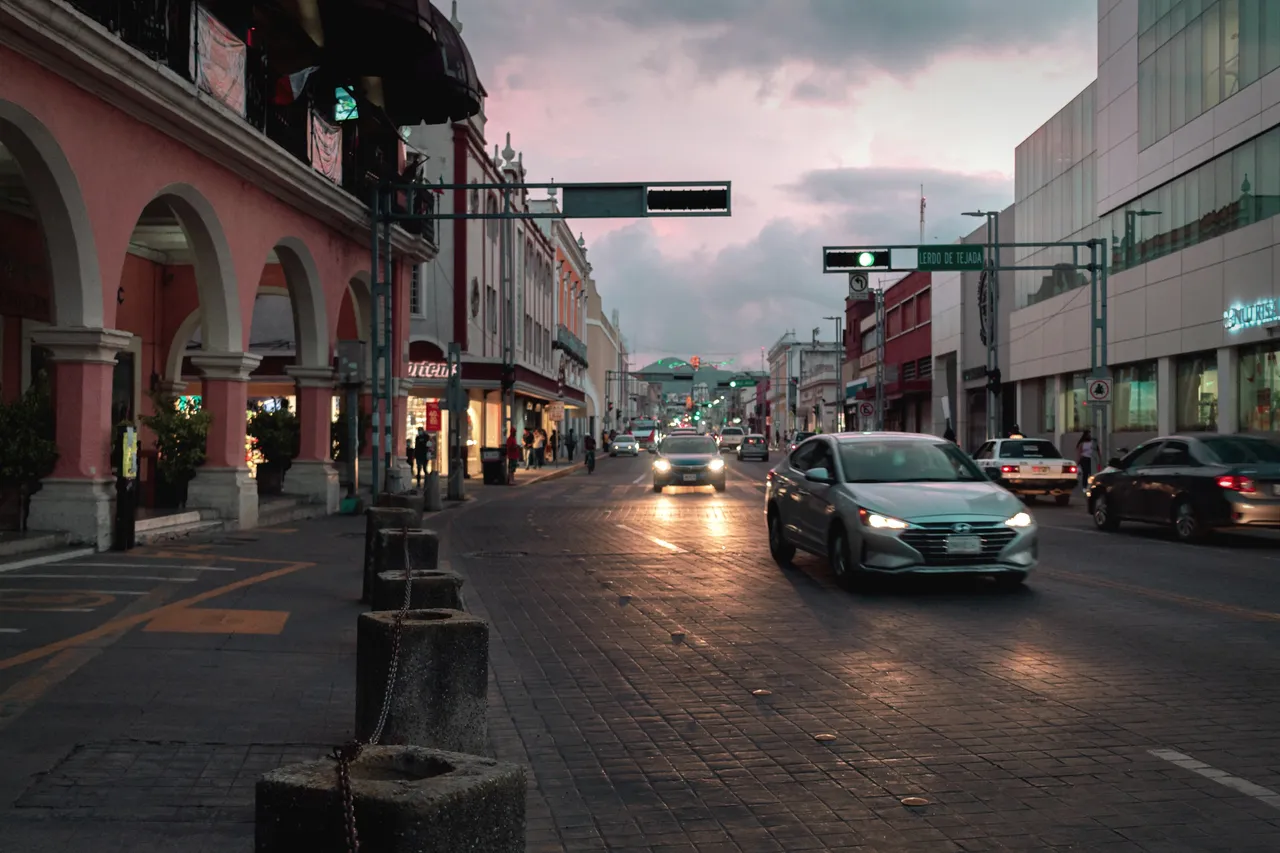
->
{"left": 247, "top": 398, "right": 299, "bottom": 495}
{"left": 0, "top": 373, "right": 59, "bottom": 531}
{"left": 140, "top": 391, "right": 212, "bottom": 509}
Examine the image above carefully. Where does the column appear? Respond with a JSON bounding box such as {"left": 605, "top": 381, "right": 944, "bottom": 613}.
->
{"left": 285, "top": 365, "right": 340, "bottom": 512}
{"left": 388, "top": 377, "right": 414, "bottom": 491}
{"left": 1217, "top": 346, "right": 1238, "bottom": 434}
{"left": 1052, "top": 375, "right": 1067, "bottom": 450}
{"left": 187, "top": 352, "right": 261, "bottom": 529}
{"left": 26, "top": 327, "right": 131, "bottom": 549}
{"left": 1156, "top": 356, "right": 1176, "bottom": 435}
{"left": 1014, "top": 381, "right": 1025, "bottom": 431}
{"left": 358, "top": 380, "right": 374, "bottom": 490}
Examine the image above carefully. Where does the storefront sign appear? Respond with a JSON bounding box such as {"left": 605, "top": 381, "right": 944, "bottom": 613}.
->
{"left": 547, "top": 402, "right": 565, "bottom": 422}
{"left": 407, "top": 361, "right": 459, "bottom": 379}
{"left": 1224, "top": 298, "right": 1280, "bottom": 332}
{"left": 423, "top": 400, "right": 442, "bottom": 432}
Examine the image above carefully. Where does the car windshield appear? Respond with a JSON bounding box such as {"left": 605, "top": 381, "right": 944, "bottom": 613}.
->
{"left": 616, "top": 436, "right": 635, "bottom": 443}
{"left": 999, "top": 440, "right": 1063, "bottom": 459}
{"left": 1199, "top": 436, "right": 1280, "bottom": 464}
{"left": 840, "top": 439, "right": 987, "bottom": 483}
{"left": 662, "top": 437, "right": 718, "bottom": 455}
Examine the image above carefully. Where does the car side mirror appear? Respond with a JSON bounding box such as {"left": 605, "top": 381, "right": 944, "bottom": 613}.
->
{"left": 1108, "top": 457, "right": 1122, "bottom": 469}
{"left": 805, "top": 467, "right": 833, "bottom": 484}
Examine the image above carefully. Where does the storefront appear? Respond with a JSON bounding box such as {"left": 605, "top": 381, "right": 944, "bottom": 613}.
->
{"left": 402, "top": 359, "right": 502, "bottom": 478}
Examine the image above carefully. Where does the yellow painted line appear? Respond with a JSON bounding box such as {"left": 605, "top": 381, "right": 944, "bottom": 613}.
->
{"left": 1040, "top": 568, "right": 1280, "bottom": 622}
{"left": 0, "top": 561, "right": 314, "bottom": 672}
{"left": 0, "top": 591, "right": 116, "bottom": 611}
{"left": 132, "top": 550, "right": 302, "bottom": 564}
{"left": 144, "top": 608, "right": 289, "bottom": 635}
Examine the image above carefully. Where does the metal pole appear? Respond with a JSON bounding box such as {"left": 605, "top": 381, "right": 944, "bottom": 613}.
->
{"left": 993, "top": 212, "right": 1001, "bottom": 437}
{"left": 369, "top": 186, "right": 382, "bottom": 500}
{"left": 874, "top": 288, "right": 886, "bottom": 430}
{"left": 985, "top": 212, "right": 998, "bottom": 441}
{"left": 499, "top": 189, "right": 511, "bottom": 443}
{"left": 382, "top": 207, "right": 394, "bottom": 491}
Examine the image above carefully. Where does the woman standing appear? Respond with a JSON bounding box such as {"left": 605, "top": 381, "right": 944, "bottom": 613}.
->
{"left": 1075, "top": 429, "right": 1096, "bottom": 489}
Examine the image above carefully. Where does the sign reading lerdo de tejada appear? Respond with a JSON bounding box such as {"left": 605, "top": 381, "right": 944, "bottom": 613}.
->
{"left": 1224, "top": 298, "right": 1280, "bottom": 333}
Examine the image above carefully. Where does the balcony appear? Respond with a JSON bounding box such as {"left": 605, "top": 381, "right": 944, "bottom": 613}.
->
{"left": 57, "top": 0, "right": 478, "bottom": 247}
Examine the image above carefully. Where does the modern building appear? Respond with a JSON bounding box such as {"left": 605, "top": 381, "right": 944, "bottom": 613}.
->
{"left": 1007, "top": 0, "right": 1280, "bottom": 459}
{"left": 844, "top": 272, "right": 936, "bottom": 434}
{"left": 406, "top": 76, "right": 585, "bottom": 472}
{"left": 767, "top": 332, "right": 841, "bottom": 436}
{"left": 930, "top": 208, "right": 1018, "bottom": 449}
{"left": 0, "top": 0, "right": 475, "bottom": 546}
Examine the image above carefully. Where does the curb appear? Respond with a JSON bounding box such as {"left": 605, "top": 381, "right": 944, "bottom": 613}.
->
{"left": 515, "top": 463, "right": 583, "bottom": 486}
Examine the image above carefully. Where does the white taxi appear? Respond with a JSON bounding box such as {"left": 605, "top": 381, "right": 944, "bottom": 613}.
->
{"left": 972, "top": 437, "right": 1078, "bottom": 505}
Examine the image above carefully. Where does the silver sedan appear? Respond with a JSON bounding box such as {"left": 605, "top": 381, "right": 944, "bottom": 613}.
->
{"left": 765, "top": 432, "right": 1037, "bottom": 588}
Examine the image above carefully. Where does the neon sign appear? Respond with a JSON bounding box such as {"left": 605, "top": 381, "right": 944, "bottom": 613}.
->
{"left": 1224, "top": 298, "right": 1280, "bottom": 332}
{"left": 406, "top": 361, "right": 459, "bottom": 379}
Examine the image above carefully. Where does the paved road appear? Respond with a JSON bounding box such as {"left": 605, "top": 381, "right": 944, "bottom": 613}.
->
{"left": 456, "top": 451, "right": 1280, "bottom": 852}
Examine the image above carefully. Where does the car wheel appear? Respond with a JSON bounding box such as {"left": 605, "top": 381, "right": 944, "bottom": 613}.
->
{"left": 828, "top": 524, "right": 857, "bottom": 588}
{"left": 767, "top": 507, "right": 796, "bottom": 566}
{"left": 1091, "top": 492, "right": 1120, "bottom": 531}
{"left": 714, "top": 480, "right": 726, "bottom": 492}
{"left": 1054, "top": 493, "right": 1071, "bottom": 506}
{"left": 652, "top": 482, "right": 664, "bottom": 494}
{"left": 993, "top": 571, "right": 1028, "bottom": 589}
{"left": 1173, "top": 498, "right": 1206, "bottom": 543}
{"left": 763, "top": 454, "right": 770, "bottom": 463}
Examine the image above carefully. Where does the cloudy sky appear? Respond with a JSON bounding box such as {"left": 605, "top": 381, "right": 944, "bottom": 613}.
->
{"left": 456, "top": 0, "right": 1097, "bottom": 370}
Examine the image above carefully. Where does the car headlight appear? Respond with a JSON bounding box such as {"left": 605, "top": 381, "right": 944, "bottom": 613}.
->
{"left": 1005, "top": 511, "right": 1033, "bottom": 528}
{"left": 858, "top": 508, "right": 909, "bottom": 530}
{"left": 653, "top": 459, "right": 671, "bottom": 472}
{"left": 709, "top": 458, "right": 725, "bottom": 471}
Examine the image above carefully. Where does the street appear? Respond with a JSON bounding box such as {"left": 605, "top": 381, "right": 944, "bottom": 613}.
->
{"left": 0, "top": 458, "right": 1279, "bottom": 851}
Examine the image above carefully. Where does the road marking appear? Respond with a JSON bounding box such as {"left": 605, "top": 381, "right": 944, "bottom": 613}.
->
{"left": 1150, "top": 749, "right": 1280, "bottom": 810}
{"left": 3, "top": 574, "right": 196, "bottom": 583}
{"left": 632, "top": 472, "right": 649, "bottom": 485}
{"left": 0, "top": 548, "right": 96, "bottom": 575}
{"left": 0, "top": 588, "right": 148, "bottom": 596}
{"left": 0, "top": 628, "right": 25, "bottom": 634}
{"left": 1039, "top": 568, "right": 1280, "bottom": 622}
{"left": 144, "top": 608, "right": 290, "bottom": 635}
{"left": 60, "top": 562, "right": 237, "bottom": 572}
{"left": 0, "top": 561, "right": 314, "bottom": 672}
{"left": 616, "top": 524, "right": 685, "bottom": 553}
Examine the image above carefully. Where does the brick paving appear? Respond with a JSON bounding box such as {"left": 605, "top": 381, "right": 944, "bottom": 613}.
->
{"left": 1, "top": 455, "right": 1279, "bottom": 851}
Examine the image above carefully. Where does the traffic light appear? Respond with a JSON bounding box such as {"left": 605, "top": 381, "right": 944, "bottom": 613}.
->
{"left": 501, "top": 364, "right": 515, "bottom": 392}
{"left": 986, "top": 367, "right": 1002, "bottom": 395}
{"left": 729, "top": 380, "right": 736, "bottom": 388}
{"left": 826, "top": 248, "right": 890, "bottom": 270}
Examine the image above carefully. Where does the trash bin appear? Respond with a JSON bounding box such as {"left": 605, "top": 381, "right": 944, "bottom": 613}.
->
{"left": 480, "top": 447, "right": 506, "bottom": 485}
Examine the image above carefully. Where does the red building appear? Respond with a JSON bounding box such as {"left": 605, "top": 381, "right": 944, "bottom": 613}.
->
{"left": 846, "top": 272, "right": 933, "bottom": 432}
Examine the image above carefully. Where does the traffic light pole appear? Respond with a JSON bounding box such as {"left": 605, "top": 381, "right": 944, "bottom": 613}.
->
{"left": 823, "top": 239, "right": 1107, "bottom": 447}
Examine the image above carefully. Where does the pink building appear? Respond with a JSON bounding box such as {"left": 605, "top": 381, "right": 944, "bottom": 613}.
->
{"left": 0, "top": 0, "right": 479, "bottom": 546}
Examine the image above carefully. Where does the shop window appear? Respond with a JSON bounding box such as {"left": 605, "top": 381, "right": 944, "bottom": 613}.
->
{"left": 1175, "top": 351, "right": 1218, "bottom": 430}
{"left": 1113, "top": 361, "right": 1159, "bottom": 431}
{"left": 1061, "top": 371, "right": 1089, "bottom": 432}
{"left": 1238, "top": 341, "right": 1280, "bottom": 431}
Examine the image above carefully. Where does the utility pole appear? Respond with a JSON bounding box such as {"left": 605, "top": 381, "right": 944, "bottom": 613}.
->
{"left": 873, "top": 286, "right": 886, "bottom": 431}
{"left": 824, "top": 315, "right": 843, "bottom": 431}
{"left": 964, "top": 210, "right": 1000, "bottom": 439}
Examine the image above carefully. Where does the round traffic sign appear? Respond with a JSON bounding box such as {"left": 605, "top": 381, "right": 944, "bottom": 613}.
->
{"left": 857, "top": 401, "right": 876, "bottom": 417}
{"left": 1087, "top": 378, "right": 1112, "bottom": 402}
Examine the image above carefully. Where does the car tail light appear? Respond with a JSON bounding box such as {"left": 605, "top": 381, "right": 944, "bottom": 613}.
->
{"left": 1217, "top": 475, "right": 1257, "bottom": 494}
{"left": 1063, "top": 463, "right": 1078, "bottom": 474}
{"left": 766, "top": 470, "right": 775, "bottom": 482}
{"left": 1000, "top": 465, "right": 1019, "bottom": 474}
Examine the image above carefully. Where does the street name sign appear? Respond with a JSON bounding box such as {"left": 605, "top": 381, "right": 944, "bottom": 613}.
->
{"left": 917, "top": 245, "right": 985, "bottom": 272}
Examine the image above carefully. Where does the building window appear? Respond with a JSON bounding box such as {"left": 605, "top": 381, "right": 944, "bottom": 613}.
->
{"left": 1113, "top": 361, "right": 1159, "bottom": 431}
{"left": 485, "top": 195, "right": 498, "bottom": 241}
{"left": 1239, "top": 341, "right": 1280, "bottom": 431}
{"left": 903, "top": 360, "right": 917, "bottom": 381}
{"left": 886, "top": 308, "right": 901, "bottom": 337}
{"left": 1138, "top": 0, "right": 1273, "bottom": 149}
{"left": 916, "top": 289, "right": 931, "bottom": 324}
{"left": 917, "top": 357, "right": 932, "bottom": 379}
{"left": 486, "top": 287, "right": 497, "bottom": 332}
{"left": 410, "top": 264, "right": 422, "bottom": 316}
{"left": 1040, "top": 377, "right": 1056, "bottom": 433}
{"left": 1175, "top": 351, "right": 1219, "bottom": 430}
{"left": 901, "top": 298, "right": 915, "bottom": 328}
{"left": 1062, "top": 371, "right": 1089, "bottom": 432}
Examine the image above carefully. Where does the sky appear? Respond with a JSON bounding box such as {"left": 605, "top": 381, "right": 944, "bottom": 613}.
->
{"left": 455, "top": 0, "right": 1098, "bottom": 370}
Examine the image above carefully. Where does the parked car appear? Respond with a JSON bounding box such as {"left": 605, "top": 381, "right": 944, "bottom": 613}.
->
{"left": 972, "top": 438, "right": 1078, "bottom": 504}
{"left": 765, "top": 432, "right": 1036, "bottom": 587}
{"left": 1088, "top": 434, "right": 1280, "bottom": 542}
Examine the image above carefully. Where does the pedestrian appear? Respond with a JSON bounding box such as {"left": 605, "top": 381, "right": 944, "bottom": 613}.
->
{"left": 405, "top": 434, "right": 416, "bottom": 480}
{"left": 1076, "top": 429, "right": 1095, "bottom": 489}
{"left": 505, "top": 427, "right": 521, "bottom": 485}
{"left": 943, "top": 420, "right": 957, "bottom": 443}
{"left": 549, "top": 429, "right": 559, "bottom": 465}
{"left": 414, "top": 427, "right": 429, "bottom": 484}
{"left": 522, "top": 427, "right": 534, "bottom": 469}
{"left": 567, "top": 430, "right": 577, "bottom": 462}
{"left": 534, "top": 429, "right": 546, "bottom": 469}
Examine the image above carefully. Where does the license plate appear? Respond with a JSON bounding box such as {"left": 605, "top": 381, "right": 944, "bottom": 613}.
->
{"left": 682, "top": 474, "right": 698, "bottom": 483}
{"left": 1032, "top": 466, "right": 1049, "bottom": 473}
{"left": 945, "top": 535, "right": 983, "bottom": 555}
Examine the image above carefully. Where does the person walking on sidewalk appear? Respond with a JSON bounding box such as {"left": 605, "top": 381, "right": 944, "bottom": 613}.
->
{"left": 414, "top": 427, "right": 429, "bottom": 484}
{"left": 1076, "top": 429, "right": 1096, "bottom": 489}
{"left": 505, "top": 428, "right": 521, "bottom": 485}
{"left": 522, "top": 427, "right": 534, "bottom": 469}
{"left": 549, "top": 429, "right": 559, "bottom": 465}
{"left": 533, "top": 429, "right": 546, "bottom": 469}
{"left": 583, "top": 432, "right": 597, "bottom": 473}
{"left": 566, "top": 430, "right": 577, "bottom": 462}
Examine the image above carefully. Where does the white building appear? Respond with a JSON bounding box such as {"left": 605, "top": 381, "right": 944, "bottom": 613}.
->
{"left": 768, "top": 331, "right": 842, "bottom": 437}
{"left": 1006, "top": 0, "right": 1280, "bottom": 460}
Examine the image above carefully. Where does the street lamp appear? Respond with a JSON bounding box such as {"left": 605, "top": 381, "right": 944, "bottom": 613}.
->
{"left": 823, "top": 314, "right": 843, "bottom": 431}
{"left": 1124, "top": 209, "right": 1161, "bottom": 269}
{"left": 962, "top": 209, "right": 1001, "bottom": 440}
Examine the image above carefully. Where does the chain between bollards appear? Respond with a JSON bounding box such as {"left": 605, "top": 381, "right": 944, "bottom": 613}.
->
{"left": 334, "top": 525, "right": 416, "bottom": 853}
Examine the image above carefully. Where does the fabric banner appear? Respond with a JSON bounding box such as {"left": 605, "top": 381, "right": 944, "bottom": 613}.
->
{"left": 309, "top": 112, "right": 343, "bottom": 184}
{"left": 190, "top": 6, "right": 246, "bottom": 116}
{"left": 423, "top": 401, "right": 442, "bottom": 432}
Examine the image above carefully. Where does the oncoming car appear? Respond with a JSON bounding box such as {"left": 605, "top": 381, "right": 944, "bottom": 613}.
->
{"left": 765, "top": 432, "right": 1037, "bottom": 588}
{"left": 653, "top": 434, "right": 726, "bottom": 493}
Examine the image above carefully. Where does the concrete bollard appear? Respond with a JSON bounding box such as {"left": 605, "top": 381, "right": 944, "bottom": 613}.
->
{"left": 372, "top": 529, "right": 439, "bottom": 588}
{"left": 424, "top": 471, "right": 443, "bottom": 512}
{"left": 371, "top": 569, "right": 464, "bottom": 612}
{"left": 363, "top": 508, "right": 420, "bottom": 603}
{"left": 255, "top": 745, "right": 526, "bottom": 853}
{"left": 355, "top": 609, "right": 488, "bottom": 754}
{"left": 375, "top": 492, "right": 424, "bottom": 525}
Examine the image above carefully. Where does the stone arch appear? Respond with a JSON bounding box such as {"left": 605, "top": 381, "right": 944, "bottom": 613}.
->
{"left": 145, "top": 183, "right": 240, "bottom": 353}
{"left": 0, "top": 100, "right": 102, "bottom": 328}
{"left": 345, "top": 271, "right": 373, "bottom": 342}
{"left": 165, "top": 307, "right": 203, "bottom": 384}
{"left": 270, "top": 236, "right": 328, "bottom": 368}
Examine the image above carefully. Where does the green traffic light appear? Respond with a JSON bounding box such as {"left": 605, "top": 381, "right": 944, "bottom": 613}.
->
{"left": 729, "top": 381, "right": 736, "bottom": 387}
{"left": 857, "top": 251, "right": 875, "bottom": 267}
